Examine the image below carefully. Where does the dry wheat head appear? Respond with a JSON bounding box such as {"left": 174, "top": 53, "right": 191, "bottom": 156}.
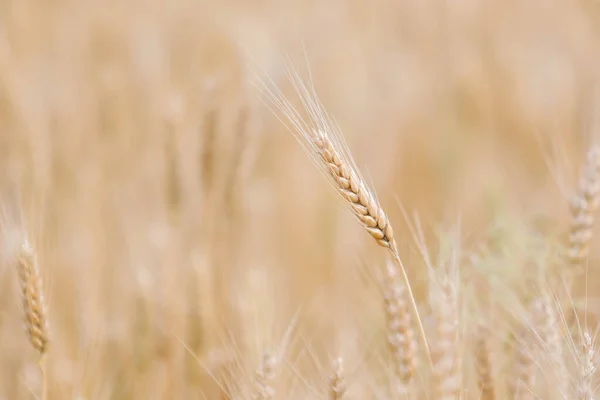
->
{"left": 15, "top": 239, "right": 48, "bottom": 356}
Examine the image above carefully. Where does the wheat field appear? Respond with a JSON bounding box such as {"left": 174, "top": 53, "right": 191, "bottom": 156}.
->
{"left": 0, "top": 0, "right": 599, "bottom": 398}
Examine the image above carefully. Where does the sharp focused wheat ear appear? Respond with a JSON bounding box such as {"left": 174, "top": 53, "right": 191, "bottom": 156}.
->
{"left": 16, "top": 239, "right": 49, "bottom": 356}
{"left": 252, "top": 58, "right": 431, "bottom": 365}
{"left": 313, "top": 129, "right": 394, "bottom": 248}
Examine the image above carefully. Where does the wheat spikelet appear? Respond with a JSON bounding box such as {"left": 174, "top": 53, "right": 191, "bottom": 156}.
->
{"left": 15, "top": 239, "right": 49, "bottom": 356}
{"left": 312, "top": 129, "right": 394, "bottom": 248}
{"left": 329, "top": 357, "right": 345, "bottom": 400}
{"left": 576, "top": 330, "right": 596, "bottom": 400}
{"left": 474, "top": 319, "right": 495, "bottom": 400}
{"left": 567, "top": 146, "right": 600, "bottom": 278}
{"left": 384, "top": 259, "right": 417, "bottom": 386}
{"left": 253, "top": 351, "right": 277, "bottom": 400}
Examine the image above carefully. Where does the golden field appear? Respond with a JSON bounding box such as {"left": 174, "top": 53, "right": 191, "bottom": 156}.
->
{"left": 0, "top": 0, "right": 599, "bottom": 398}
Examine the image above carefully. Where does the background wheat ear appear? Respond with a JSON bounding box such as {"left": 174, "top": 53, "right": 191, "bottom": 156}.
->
{"left": 14, "top": 237, "right": 49, "bottom": 399}
{"left": 16, "top": 239, "right": 49, "bottom": 356}
{"left": 567, "top": 145, "right": 600, "bottom": 280}
{"left": 383, "top": 259, "right": 417, "bottom": 388}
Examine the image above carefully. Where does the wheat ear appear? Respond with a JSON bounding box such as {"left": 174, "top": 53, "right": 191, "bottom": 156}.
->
{"left": 16, "top": 239, "right": 48, "bottom": 355}
{"left": 329, "top": 357, "right": 346, "bottom": 400}
{"left": 15, "top": 239, "right": 49, "bottom": 399}
{"left": 474, "top": 320, "right": 495, "bottom": 400}
{"left": 567, "top": 146, "right": 600, "bottom": 278}
{"left": 429, "top": 270, "right": 461, "bottom": 400}
{"left": 384, "top": 259, "right": 417, "bottom": 386}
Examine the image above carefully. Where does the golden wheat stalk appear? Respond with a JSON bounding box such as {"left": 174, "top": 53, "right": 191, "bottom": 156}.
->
{"left": 253, "top": 59, "right": 430, "bottom": 364}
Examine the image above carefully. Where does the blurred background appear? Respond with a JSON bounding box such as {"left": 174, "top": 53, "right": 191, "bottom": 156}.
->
{"left": 0, "top": 0, "right": 598, "bottom": 398}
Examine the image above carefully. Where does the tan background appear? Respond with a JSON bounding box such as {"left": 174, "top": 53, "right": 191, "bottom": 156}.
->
{"left": 0, "top": 0, "right": 597, "bottom": 398}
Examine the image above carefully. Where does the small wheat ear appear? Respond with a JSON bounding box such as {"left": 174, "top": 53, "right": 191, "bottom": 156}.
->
{"left": 15, "top": 238, "right": 49, "bottom": 400}
{"left": 16, "top": 239, "right": 49, "bottom": 356}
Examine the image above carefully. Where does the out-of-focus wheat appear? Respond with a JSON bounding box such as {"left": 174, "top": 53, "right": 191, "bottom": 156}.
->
{"left": 383, "top": 259, "right": 417, "bottom": 386}
{"left": 14, "top": 238, "right": 49, "bottom": 400}
{"left": 567, "top": 146, "right": 600, "bottom": 278}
